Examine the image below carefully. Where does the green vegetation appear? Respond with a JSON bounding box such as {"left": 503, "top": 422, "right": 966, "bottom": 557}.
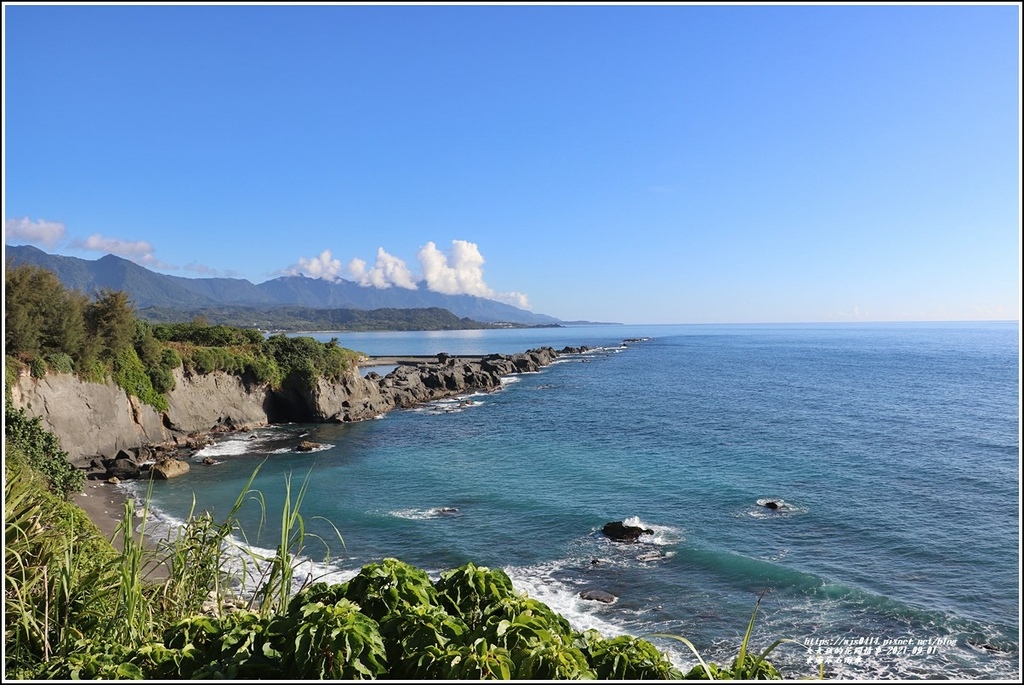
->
{"left": 4, "top": 263, "right": 363, "bottom": 410}
{"left": 5, "top": 370, "right": 84, "bottom": 500}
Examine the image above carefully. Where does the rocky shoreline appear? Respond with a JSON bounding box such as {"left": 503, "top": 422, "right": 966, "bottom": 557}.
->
{"left": 14, "top": 345, "right": 590, "bottom": 485}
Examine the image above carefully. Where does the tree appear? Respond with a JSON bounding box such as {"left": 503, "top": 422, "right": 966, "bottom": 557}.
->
{"left": 4, "top": 263, "right": 89, "bottom": 365}
{"left": 86, "top": 288, "right": 137, "bottom": 357}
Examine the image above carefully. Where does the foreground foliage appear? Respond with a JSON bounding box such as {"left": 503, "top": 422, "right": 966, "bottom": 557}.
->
{"left": 5, "top": 484, "right": 793, "bottom": 680}
{"left": 3, "top": 417, "right": 797, "bottom": 680}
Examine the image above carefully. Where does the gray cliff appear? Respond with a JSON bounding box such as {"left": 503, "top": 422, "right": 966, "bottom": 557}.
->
{"left": 9, "top": 346, "right": 580, "bottom": 461}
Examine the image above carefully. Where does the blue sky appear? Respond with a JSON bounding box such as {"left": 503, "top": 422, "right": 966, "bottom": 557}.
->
{"left": 3, "top": 3, "right": 1020, "bottom": 324}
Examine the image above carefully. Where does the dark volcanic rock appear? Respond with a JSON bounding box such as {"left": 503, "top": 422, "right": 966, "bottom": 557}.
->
{"left": 106, "top": 450, "right": 141, "bottom": 480}
{"left": 579, "top": 589, "right": 617, "bottom": 603}
{"left": 602, "top": 521, "right": 654, "bottom": 542}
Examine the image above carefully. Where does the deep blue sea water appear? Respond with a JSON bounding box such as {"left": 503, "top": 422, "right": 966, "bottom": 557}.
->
{"left": 134, "top": 322, "right": 1020, "bottom": 679}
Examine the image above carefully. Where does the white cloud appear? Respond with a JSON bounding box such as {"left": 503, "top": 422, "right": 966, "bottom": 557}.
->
{"left": 283, "top": 241, "right": 530, "bottom": 309}
{"left": 69, "top": 233, "right": 175, "bottom": 270}
{"left": 5, "top": 217, "right": 66, "bottom": 246}
{"left": 289, "top": 249, "right": 344, "bottom": 281}
{"left": 348, "top": 248, "right": 417, "bottom": 289}
{"left": 417, "top": 240, "right": 490, "bottom": 297}
{"left": 493, "top": 290, "right": 531, "bottom": 309}
{"left": 417, "top": 239, "right": 531, "bottom": 309}
{"left": 72, "top": 233, "right": 155, "bottom": 257}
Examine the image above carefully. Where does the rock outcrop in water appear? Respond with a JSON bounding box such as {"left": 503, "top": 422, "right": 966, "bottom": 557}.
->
{"left": 9, "top": 346, "right": 587, "bottom": 464}
{"left": 601, "top": 521, "right": 654, "bottom": 542}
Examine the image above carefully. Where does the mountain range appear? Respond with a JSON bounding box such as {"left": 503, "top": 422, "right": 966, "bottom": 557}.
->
{"left": 4, "top": 245, "right": 562, "bottom": 326}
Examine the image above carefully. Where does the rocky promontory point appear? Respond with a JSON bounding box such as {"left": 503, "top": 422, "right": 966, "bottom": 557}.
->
{"left": 9, "top": 345, "right": 592, "bottom": 469}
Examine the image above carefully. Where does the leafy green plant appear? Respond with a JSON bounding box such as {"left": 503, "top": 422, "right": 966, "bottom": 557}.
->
{"left": 112, "top": 347, "right": 168, "bottom": 411}
{"left": 283, "top": 599, "right": 389, "bottom": 679}
{"left": 29, "top": 358, "right": 47, "bottom": 378}
{"left": 579, "top": 631, "right": 683, "bottom": 679}
{"left": 435, "top": 562, "right": 518, "bottom": 632}
{"left": 343, "top": 558, "right": 439, "bottom": 623}
{"left": 378, "top": 602, "right": 469, "bottom": 678}
{"left": 159, "top": 611, "right": 280, "bottom": 679}
{"left": 4, "top": 405, "right": 84, "bottom": 499}
{"left": 447, "top": 636, "right": 515, "bottom": 679}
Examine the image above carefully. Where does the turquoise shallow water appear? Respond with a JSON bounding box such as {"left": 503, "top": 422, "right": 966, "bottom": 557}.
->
{"left": 137, "top": 322, "right": 1020, "bottom": 679}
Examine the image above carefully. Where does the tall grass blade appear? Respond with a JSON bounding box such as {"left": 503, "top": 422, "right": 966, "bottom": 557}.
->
{"left": 646, "top": 632, "right": 715, "bottom": 679}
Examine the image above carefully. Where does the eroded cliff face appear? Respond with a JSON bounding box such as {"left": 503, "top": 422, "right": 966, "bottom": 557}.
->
{"left": 9, "top": 346, "right": 581, "bottom": 461}
{"left": 10, "top": 371, "right": 167, "bottom": 460}
{"left": 10, "top": 367, "right": 278, "bottom": 460}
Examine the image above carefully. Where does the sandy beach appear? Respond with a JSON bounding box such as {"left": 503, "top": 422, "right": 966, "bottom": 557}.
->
{"left": 72, "top": 474, "right": 171, "bottom": 579}
{"left": 72, "top": 477, "right": 131, "bottom": 543}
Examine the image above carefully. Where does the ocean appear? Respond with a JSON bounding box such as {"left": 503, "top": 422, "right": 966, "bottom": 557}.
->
{"left": 131, "top": 322, "right": 1020, "bottom": 679}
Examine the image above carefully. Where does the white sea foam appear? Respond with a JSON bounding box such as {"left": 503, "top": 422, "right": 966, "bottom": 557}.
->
{"left": 505, "top": 560, "right": 692, "bottom": 672}
{"left": 386, "top": 506, "right": 462, "bottom": 520}
{"left": 745, "top": 498, "right": 808, "bottom": 519}
{"left": 121, "top": 482, "right": 359, "bottom": 599}
{"left": 192, "top": 435, "right": 260, "bottom": 458}
{"left": 621, "top": 515, "right": 685, "bottom": 546}
{"left": 505, "top": 561, "right": 631, "bottom": 638}
{"left": 411, "top": 390, "right": 491, "bottom": 415}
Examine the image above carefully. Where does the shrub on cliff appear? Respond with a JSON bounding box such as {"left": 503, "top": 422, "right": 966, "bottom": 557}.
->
{"left": 262, "top": 334, "right": 360, "bottom": 390}
{"left": 4, "top": 403, "right": 84, "bottom": 500}
{"left": 112, "top": 348, "right": 169, "bottom": 412}
{"left": 151, "top": 322, "right": 263, "bottom": 347}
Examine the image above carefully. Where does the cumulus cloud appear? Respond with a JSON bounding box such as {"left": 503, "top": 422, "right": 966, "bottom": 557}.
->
{"left": 5, "top": 217, "right": 66, "bottom": 246}
{"left": 417, "top": 240, "right": 490, "bottom": 297}
{"left": 283, "top": 241, "right": 531, "bottom": 309}
{"left": 72, "top": 234, "right": 155, "bottom": 257}
{"left": 288, "top": 249, "right": 344, "bottom": 281}
{"left": 493, "top": 290, "right": 531, "bottom": 310}
{"left": 69, "top": 233, "right": 175, "bottom": 270}
{"left": 348, "top": 248, "right": 417, "bottom": 289}
{"left": 417, "top": 239, "right": 531, "bottom": 309}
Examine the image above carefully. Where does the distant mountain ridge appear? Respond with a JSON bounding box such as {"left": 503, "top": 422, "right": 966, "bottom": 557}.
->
{"left": 4, "top": 245, "right": 562, "bottom": 325}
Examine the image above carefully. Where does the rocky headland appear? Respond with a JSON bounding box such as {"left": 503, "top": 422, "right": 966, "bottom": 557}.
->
{"left": 9, "top": 345, "right": 588, "bottom": 480}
